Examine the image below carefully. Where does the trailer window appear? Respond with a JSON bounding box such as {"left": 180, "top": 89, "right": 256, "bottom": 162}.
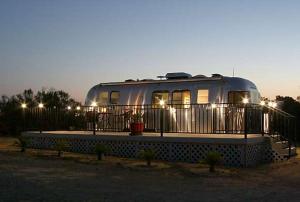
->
{"left": 152, "top": 91, "right": 169, "bottom": 108}
{"left": 228, "top": 91, "right": 250, "bottom": 104}
{"left": 172, "top": 90, "right": 190, "bottom": 108}
{"left": 98, "top": 92, "right": 109, "bottom": 105}
{"left": 197, "top": 89, "right": 209, "bottom": 104}
{"left": 110, "top": 91, "right": 120, "bottom": 104}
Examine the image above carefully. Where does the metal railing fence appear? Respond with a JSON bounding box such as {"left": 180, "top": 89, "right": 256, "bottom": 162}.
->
{"left": 20, "top": 103, "right": 295, "bottom": 140}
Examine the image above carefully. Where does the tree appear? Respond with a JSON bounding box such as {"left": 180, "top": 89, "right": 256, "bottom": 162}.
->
{"left": 276, "top": 96, "right": 300, "bottom": 117}
{"left": 276, "top": 96, "right": 300, "bottom": 142}
{"left": 0, "top": 88, "right": 81, "bottom": 135}
{"left": 34, "top": 88, "right": 80, "bottom": 109}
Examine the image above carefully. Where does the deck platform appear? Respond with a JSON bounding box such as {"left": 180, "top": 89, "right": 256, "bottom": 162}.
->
{"left": 26, "top": 131, "right": 264, "bottom": 143}
{"left": 23, "top": 131, "right": 276, "bottom": 167}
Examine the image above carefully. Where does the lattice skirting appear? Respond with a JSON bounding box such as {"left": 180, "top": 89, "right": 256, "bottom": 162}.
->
{"left": 23, "top": 133, "right": 284, "bottom": 167}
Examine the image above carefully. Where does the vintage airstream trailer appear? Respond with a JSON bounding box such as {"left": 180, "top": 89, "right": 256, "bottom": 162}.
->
{"left": 85, "top": 73, "right": 261, "bottom": 133}
{"left": 85, "top": 73, "right": 261, "bottom": 106}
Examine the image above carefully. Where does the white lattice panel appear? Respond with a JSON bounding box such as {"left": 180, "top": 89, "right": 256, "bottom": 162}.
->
{"left": 24, "top": 134, "right": 287, "bottom": 167}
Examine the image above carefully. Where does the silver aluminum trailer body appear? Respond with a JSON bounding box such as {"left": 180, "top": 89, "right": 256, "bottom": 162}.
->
{"left": 85, "top": 76, "right": 261, "bottom": 105}
{"left": 85, "top": 75, "right": 261, "bottom": 133}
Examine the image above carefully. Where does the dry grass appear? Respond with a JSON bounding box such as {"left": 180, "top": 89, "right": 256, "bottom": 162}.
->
{"left": 1, "top": 136, "right": 300, "bottom": 202}
{"left": 0, "top": 136, "right": 238, "bottom": 177}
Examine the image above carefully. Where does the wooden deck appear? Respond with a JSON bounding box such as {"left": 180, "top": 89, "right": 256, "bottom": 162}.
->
{"left": 26, "top": 131, "right": 265, "bottom": 144}
{"left": 23, "top": 131, "right": 270, "bottom": 166}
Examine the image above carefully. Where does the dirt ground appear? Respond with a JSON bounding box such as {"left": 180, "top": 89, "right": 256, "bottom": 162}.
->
{"left": 0, "top": 137, "right": 300, "bottom": 202}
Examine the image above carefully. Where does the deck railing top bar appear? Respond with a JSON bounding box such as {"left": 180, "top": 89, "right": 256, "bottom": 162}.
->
{"left": 265, "top": 105, "right": 295, "bottom": 118}
{"left": 21, "top": 103, "right": 264, "bottom": 110}
{"left": 80, "top": 103, "right": 262, "bottom": 108}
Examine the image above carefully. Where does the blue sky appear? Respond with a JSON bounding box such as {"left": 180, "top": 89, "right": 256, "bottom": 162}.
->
{"left": 1, "top": 0, "right": 300, "bottom": 102}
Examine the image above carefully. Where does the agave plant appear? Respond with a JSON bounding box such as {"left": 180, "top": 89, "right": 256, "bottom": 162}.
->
{"left": 15, "top": 136, "right": 30, "bottom": 152}
{"left": 54, "top": 140, "right": 69, "bottom": 157}
{"left": 94, "top": 143, "right": 110, "bottom": 160}
{"left": 139, "top": 149, "right": 155, "bottom": 166}
{"left": 203, "top": 151, "right": 222, "bottom": 172}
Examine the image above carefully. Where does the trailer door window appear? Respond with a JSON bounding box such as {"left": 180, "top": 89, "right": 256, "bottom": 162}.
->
{"left": 110, "top": 91, "right": 120, "bottom": 104}
{"left": 98, "top": 92, "right": 109, "bottom": 105}
{"left": 172, "top": 90, "right": 191, "bottom": 108}
{"left": 197, "top": 89, "right": 209, "bottom": 104}
{"left": 152, "top": 91, "right": 169, "bottom": 108}
{"left": 228, "top": 91, "right": 250, "bottom": 104}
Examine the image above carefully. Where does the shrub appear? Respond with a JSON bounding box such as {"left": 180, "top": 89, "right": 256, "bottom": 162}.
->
{"left": 15, "top": 136, "right": 30, "bottom": 152}
{"left": 139, "top": 149, "right": 155, "bottom": 166}
{"left": 54, "top": 140, "right": 69, "bottom": 157}
{"left": 131, "top": 112, "right": 143, "bottom": 123}
{"left": 203, "top": 151, "right": 222, "bottom": 172}
{"left": 94, "top": 144, "right": 110, "bottom": 160}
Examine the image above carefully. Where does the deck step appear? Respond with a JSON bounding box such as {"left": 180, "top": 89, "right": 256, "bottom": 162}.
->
{"left": 270, "top": 134, "right": 282, "bottom": 141}
{"left": 275, "top": 141, "right": 289, "bottom": 148}
{"left": 270, "top": 135, "right": 297, "bottom": 158}
{"left": 281, "top": 147, "right": 297, "bottom": 157}
{"left": 286, "top": 146, "right": 297, "bottom": 155}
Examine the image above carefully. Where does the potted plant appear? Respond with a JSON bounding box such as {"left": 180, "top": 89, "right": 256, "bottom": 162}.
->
{"left": 130, "top": 112, "right": 144, "bottom": 136}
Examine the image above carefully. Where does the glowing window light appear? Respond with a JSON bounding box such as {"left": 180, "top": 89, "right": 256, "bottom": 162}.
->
{"left": 268, "top": 102, "right": 273, "bottom": 107}
{"left": 21, "top": 103, "right": 27, "bottom": 109}
{"left": 38, "top": 103, "right": 44, "bottom": 108}
{"left": 242, "top": 98, "right": 249, "bottom": 104}
{"left": 101, "top": 107, "right": 107, "bottom": 113}
{"left": 211, "top": 103, "right": 217, "bottom": 109}
{"left": 91, "top": 102, "right": 97, "bottom": 107}
{"left": 76, "top": 106, "right": 81, "bottom": 111}
{"left": 159, "top": 99, "right": 165, "bottom": 107}
{"left": 169, "top": 107, "right": 176, "bottom": 113}
{"left": 272, "top": 102, "right": 277, "bottom": 108}
{"left": 67, "top": 106, "right": 71, "bottom": 110}
{"left": 260, "top": 101, "right": 265, "bottom": 106}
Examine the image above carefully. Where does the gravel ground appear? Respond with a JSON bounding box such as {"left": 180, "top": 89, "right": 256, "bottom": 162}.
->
{"left": 0, "top": 137, "right": 300, "bottom": 202}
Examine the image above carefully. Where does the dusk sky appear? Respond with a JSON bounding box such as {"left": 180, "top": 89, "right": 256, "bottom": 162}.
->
{"left": 1, "top": 0, "right": 300, "bottom": 103}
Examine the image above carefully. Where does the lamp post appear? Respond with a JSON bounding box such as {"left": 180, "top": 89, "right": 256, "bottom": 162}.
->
{"left": 21, "top": 103, "right": 27, "bottom": 131}
{"left": 38, "top": 103, "right": 44, "bottom": 133}
{"left": 159, "top": 99, "right": 165, "bottom": 137}
{"left": 74, "top": 106, "right": 81, "bottom": 130}
{"left": 67, "top": 106, "right": 72, "bottom": 130}
{"left": 243, "top": 98, "right": 249, "bottom": 139}
{"left": 91, "top": 102, "right": 97, "bottom": 135}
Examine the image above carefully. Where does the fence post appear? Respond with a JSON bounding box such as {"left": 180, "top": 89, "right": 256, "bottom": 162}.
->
{"left": 244, "top": 104, "right": 248, "bottom": 139}
{"left": 93, "top": 107, "right": 96, "bottom": 135}
{"left": 261, "top": 107, "right": 264, "bottom": 136}
{"left": 288, "top": 119, "right": 292, "bottom": 158}
{"left": 295, "top": 118, "right": 297, "bottom": 147}
{"left": 22, "top": 108, "right": 26, "bottom": 132}
{"left": 39, "top": 108, "right": 43, "bottom": 134}
{"left": 160, "top": 107, "right": 164, "bottom": 137}
{"left": 212, "top": 106, "right": 215, "bottom": 133}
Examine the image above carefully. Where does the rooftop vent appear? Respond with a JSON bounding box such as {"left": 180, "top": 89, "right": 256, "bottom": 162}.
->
{"left": 165, "top": 72, "right": 192, "bottom": 80}
{"left": 212, "top": 74, "right": 223, "bottom": 78}
{"left": 125, "top": 79, "right": 135, "bottom": 82}
{"left": 193, "top": 74, "right": 207, "bottom": 78}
